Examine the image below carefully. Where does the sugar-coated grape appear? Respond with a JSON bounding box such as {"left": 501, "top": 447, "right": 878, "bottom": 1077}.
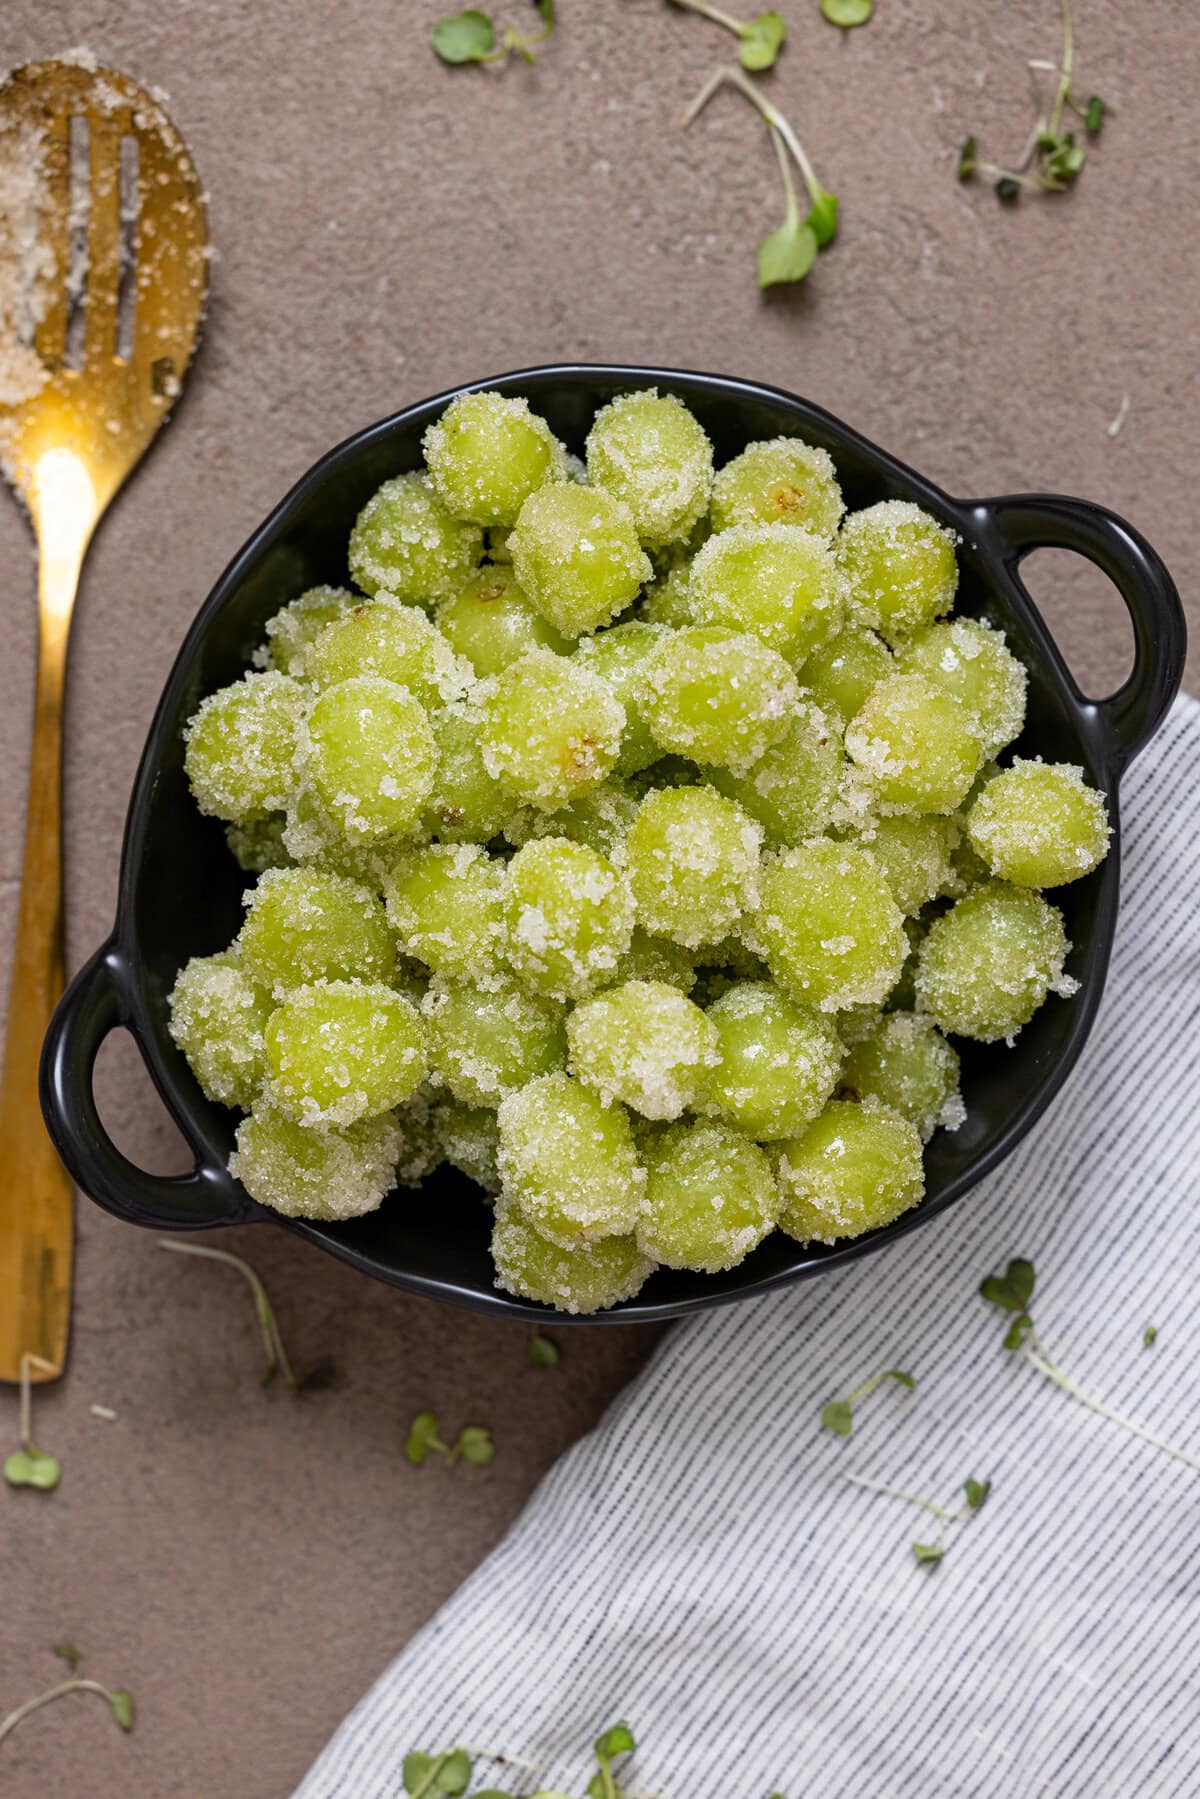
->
{"left": 886, "top": 913, "right": 927, "bottom": 1013}
{"left": 225, "top": 814, "right": 290, "bottom": 875}
{"left": 306, "top": 596, "right": 471, "bottom": 710}
{"left": 838, "top": 500, "right": 958, "bottom": 645}
{"left": 281, "top": 785, "right": 405, "bottom": 891}
{"left": 490, "top": 1202, "right": 654, "bottom": 1313}
{"left": 638, "top": 549, "right": 694, "bottom": 628}
{"left": 509, "top": 483, "right": 652, "bottom": 636}
{"left": 421, "top": 980, "right": 566, "bottom": 1106}
{"left": 625, "top": 785, "right": 762, "bottom": 949}
{"left": 839, "top": 1012, "right": 963, "bottom": 1140}
{"left": 504, "top": 778, "right": 641, "bottom": 861}
{"left": 383, "top": 843, "right": 505, "bottom": 982}
{"left": 184, "top": 671, "right": 305, "bottom": 822}
{"left": 431, "top": 1096, "right": 501, "bottom": 1195}
{"left": 710, "top": 701, "right": 844, "bottom": 846}
{"left": 503, "top": 836, "right": 634, "bottom": 1000}
{"left": 436, "top": 565, "right": 569, "bottom": 677}
{"left": 699, "top": 979, "right": 842, "bottom": 1139}
{"left": 585, "top": 389, "right": 713, "bottom": 549}
{"left": 776, "top": 1098, "right": 925, "bottom": 1245}
{"left": 301, "top": 675, "right": 437, "bottom": 840}
{"left": 611, "top": 927, "right": 697, "bottom": 994}
{"left": 230, "top": 1103, "right": 401, "bottom": 1221}
{"left": 348, "top": 473, "right": 482, "bottom": 605}
{"left": 391, "top": 1086, "right": 447, "bottom": 1187}
{"left": 897, "top": 618, "right": 1027, "bottom": 757}
{"left": 800, "top": 624, "right": 893, "bottom": 729}
{"left": 689, "top": 523, "right": 842, "bottom": 664}
{"left": 422, "top": 700, "right": 512, "bottom": 844}
{"left": 239, "top": 866, "right": 396, "bottom": 996}
{"left": 753, "top": 839, "right": 907, "bottom": 1011}
{"left": 423, "top": 390, "right": 567, "bottom": 526}
{"left": 848, "top": 812, "right": 958, "bottom": 916}
{"left": 262, "top": 585, "right": 356, "bottom": 678}
{"left": 845, "top": 672, "right": 982, "bottom": 814}
{"left": 265, "top": 979, "right": 427, "bottom": 1126}
{"left": 710, "top": 436, "right": 844, "bottom": 539}
{"left": 168, "top": 950, "right": 272, "bottom": 1109}
{"left": 966, "top": 759, "right": 1110, "bottom": 888}
{"left": 496, "top": 1071, "right": 645, "bottom": 1245}
{"left": 575, "top": 620, "right": 666, "bottom": 775}
{"left": 637, "top": 1120, "right": 779, "bottom": 1273}
{"left": 643, "top": 625, "right": 799, "bottom": 774}
{"left": 480, "top": 648, "right": 625, "bottom": 810}
{"left": 915, "top": 880, "right": 1073, "bottom": 1042}
{"left": 567, "top": 979, "right": 720, "bottom": 1119}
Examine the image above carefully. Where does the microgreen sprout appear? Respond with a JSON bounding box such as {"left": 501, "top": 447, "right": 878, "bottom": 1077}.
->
{"left": 587, "top": 1723, "right": 637, "bottom": 1799}
{"left": 0, "top": 1647, "right": 133, "bottom": 1746}
{"left": 821, "top": 1367, "right": 915, "bottom": 1437}
{"left": 401, "top": 1725, "right": 646, "bottom": 1798}
{"left": 433, "top": 0, "right": 556, "bottom": 66}
{"left": 158, "top": 1239, "right": 334, "bottom": 1395}
{"left": 1143, "top": 1325, "right": 1158, "bottom": 1348}
{"left": 405, "top": 1411, "right": 495, "bottom": 1467}
{"left": 4, "top": 1353, "right": 60, "bottom": 1492}
{"left": 684, "top": 62, "right": 839, "bottom": 287}
{"left": 958, "top": 0, "right": 1108, "bottom": 203}
{"left": 981, "top": 1258, "right": 1200, "bottom": 1470}
{"left": 844, "top": 1472, "right": 991, "bottom": 1566}
{"left": 529, "top": 1329, "right": 561, "bottom": 1368}
{"left": 670, "top": 1, "right": 787, "bottom": 71}
{"left": 821, "top": 0, "right": 874, "bottom": 26}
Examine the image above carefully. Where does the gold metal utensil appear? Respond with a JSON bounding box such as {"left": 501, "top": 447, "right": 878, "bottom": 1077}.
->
{"left": 0, "top": 59, "right": 208, "bottom": 1383}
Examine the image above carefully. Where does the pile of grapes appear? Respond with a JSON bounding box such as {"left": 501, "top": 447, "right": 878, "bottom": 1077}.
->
{"left": 170, "top": 388, "right": 1110, "bottom": 1312}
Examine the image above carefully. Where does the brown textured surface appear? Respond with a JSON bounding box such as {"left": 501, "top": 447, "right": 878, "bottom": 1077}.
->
{"left": 0, "top": 2, "right": 1196, "bottom": 1793}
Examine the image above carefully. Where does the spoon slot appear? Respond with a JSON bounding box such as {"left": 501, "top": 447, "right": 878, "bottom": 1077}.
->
{"left": 83, "top": 109, "right": 126, "bottom": 363}
{"left": 115, "top": 135, "right": 139, "bottom": 362}
{"left": 64, "top": 113, "right": 90, "bottom": 371}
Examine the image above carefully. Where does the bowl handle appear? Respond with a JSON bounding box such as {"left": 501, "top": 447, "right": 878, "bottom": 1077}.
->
{"left": 39, "top": 941, "right": 247, "bottom": 1231}
{"left": 980, "top": 493, "right": 1187, "bottom": 775}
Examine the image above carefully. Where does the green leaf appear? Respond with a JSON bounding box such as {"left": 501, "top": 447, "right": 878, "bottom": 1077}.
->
{"left": 595, "top": 1721, "right": 636, "bottom": 1759}
{"left": 995, "top": 176, "right": 1021, "bottom": 203}
{"left": 1084, "top": 94, "right": 1106, "bottom": 133}
{"left": 439, "top": 1748, "right": 473, "bottom": 1794}
{"left": 456, "top": 1425, "right": 495, "bottom": 1465}
{"left": 739, "top": 11, "right": 787, "bottom": 71}
{"left": 821, "top": 0, "right": 874, "bottom": 25}
{"left": 758, "top": 215, "right": 818, "bottom": 288}
{"left": 980, "top": 1258, "right": 1035, "bottom": 1312}
{"left": 1144, "top": 1325, "right": 1158, "bottom": 1348}
{"left": 586, "top": 1779, "right": 604, "bottom": 1799}
{"left": 1002, "top": 1312, "right": 1032, "bottom": 1352}
{"left": 432, "top": 9, "right": 496, "bottom": 63}
{"left": 912, "top": 1540, "right": 945, "bottom": 1565}
{"left": 108, "top": 1689, "right": 135, "bottom": 1732}
{"left": 805, "top": 186, "right": 839, "bottom": 248}
{"left": 964, "top": 1478, "right": 991, "bottom": 1510}
{"left": 529, "top": 1330, "right": 561, "bottom": 1368}
{"left": 405, "top": 1411, "right": 441, "bottom": 1466}
{"left": 4, "top": 1448, "right": 60, "bottom": 1490}
{"left": 535, "top": 0, "right": 556, "bottom": 23}
{"left": 52, "top": 1641, "right": 82, "bottom": 1670}
{"left": 883, "top": 1368, "right": 915, "bottom": 1391}
{"left": 821, "top": 1399, "right": 854, "bottom": 1437}
{"left": 958, "top": 135, "right": 978, "bottom": 180}
{"left": 404, "top": 1752, "right": 435, "bottom": 1794}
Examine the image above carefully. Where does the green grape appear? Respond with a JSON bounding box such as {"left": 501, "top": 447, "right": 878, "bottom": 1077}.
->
{"left": 348, "top": 472, "right": 482, "bottom": 605}
{"left": 265, "top": 979, "right": 427, "bottom": 1126}
{"left": 225, "top": 814, "right": 291, "bottom": 875}
{"left": 710, "top": 701, "right": 844, "bottom": 846}
{"left": 391, "top": 1085, "right": 446, "bottom": 1187}
{"left": 495, "top": 1071, "right": 645, "bottom": 1244}
{"left": 238, "top": 866, "right": 396, "bottom": 997}
{"left": 753, "top": 839, "right": 907, "bottom": 1011}
{"left": 886, "top": 913, "right": 928, "bottom": 1012}
{"left": 574, "top": 620, "right": 666, "bottom": 775}
{"left": 301, "top": 675, "right": 437, "bottom": 840}
{"left": 699, "top": 979, "right": 843, "bottom": 1139}
{"left": 638, "top": 549, "right": 694, "bottom": 628}
{"left": 306, "top": 597, "right": 471, "bottom": 709}
{"left": 610, "top": 927, "right": 697, "bottom": 994}
{"left": 184, "top": 671, "right": 305, "bottom": 823}
{"left": 503, "top": 778, "right": 641, "bottom": 860}
{"left": 168, "top": 950, "right": 273, "bottom": 1109}
{"left": 262, "top": 585, "right": 356, "bottom": 677}
{"left": 625, "top": 786, "right": 763, "bottom": 949}
{"left": 710, "top": 436, "right": 844, "bottom": 539}
{"left": 480, "top": 648, "right": 625, "bottom": 810}
{"left": 503, "top": 836, "right": 634, "bottom": 1000}
{"left": 637, "top": 1120, "right": 779, "bottom": 1273}
{"left": 509, "top": 484, "right": 652, "bottom": 639}
{"left": 281, "top": 785, "right": 408, "bottom": 892}
{"left": 584, "top": 388, "right": 714, "bottom": 549}
{"left": 423, "top": 390, "right": 568, "bottom": 527}
{"left": 966, "top": 759, "right": 1110, "bottom": 888}
{"left": 566, "top": 979, "right": 720, "bottom": 1119}
{"left": 914, "top": 880, "right": 1073, "bottom": 1042}
{"left": 421, "top": 700, "right": 512, "bottom": 844}
{"left": 776, "top": 1099, "right": 925, "bottom": 1245}
{"left": 800, "top": 624, "right": 893, "bottom": 729}
{"left": 421, "top": 980, "right": 566, "bottom": 1106}
{"left": 383, "top": 843, "right": 505, "bottom": 981}
{"left": 839, "top": 1012, "right": 963, "bottom": 1140}
{"left": 230, "top": 1103, "right": 402, "bottom": 1221}
{"left": 435, "top": 565, "right": 569, "bottom": 677}
{"left": 838, "top": 500, "right": 959, "bottom": 645}
{"left": 897, "top": 618, "right": 1027, "bottom": 757}
{"left": 431, "top": 1096, "right": 501, "bottom": 1195}
{"left": 642, "top": 626, "right": 799, "bottom": 774}
{"left": 688, "top": 524, "right": 843, "bottom": 664}
{"left": 848, "top": 812, "right": 958, "bottom": 916}
{"left": 490, "top": 1202, "right": 653, "bottom": 1313}
{"left": 845, "top": 672, "right": 982, "bottom": 814}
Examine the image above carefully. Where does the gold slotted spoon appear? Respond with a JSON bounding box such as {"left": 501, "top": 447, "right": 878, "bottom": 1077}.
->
{"left": 0, "top": 60, "right": 209, "bottom": 1383}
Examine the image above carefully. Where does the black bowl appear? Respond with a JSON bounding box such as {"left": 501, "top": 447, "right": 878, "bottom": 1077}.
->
{"left": 40, "top": 365, "right": 1186, "bottom": 1323}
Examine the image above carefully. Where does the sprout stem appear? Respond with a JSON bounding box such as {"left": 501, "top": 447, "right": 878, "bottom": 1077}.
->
{"left": 158, "top": 1240, "right": 299, "bottom": 1391}
{"left": 769, "top": 124, "right": 800, "bottom": 228}
{"left": 1021, "top": 1330, "right": 1200, "bottom": 1471}
{"left": 0, "top": 1679, "right": 115, "bottom": 1746}
{"left": 1050, "top": 0, "right": 1074, "bottom": 136}
{"left": 673, "top": 0, "right": 749, "bottom": 36}
{"left": 842, "top": 1473, "right": 953, "bottom": 1522}
{"left": 17, "top": 1353, "right": 56, "bottom": 1455}
{"left": 722, "top": 63, "right": 824, "bottom": 205}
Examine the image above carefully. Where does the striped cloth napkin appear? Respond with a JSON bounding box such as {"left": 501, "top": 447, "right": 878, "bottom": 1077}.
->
{"left": 297, "top": 696, "right": 1200, "bottom": 1799}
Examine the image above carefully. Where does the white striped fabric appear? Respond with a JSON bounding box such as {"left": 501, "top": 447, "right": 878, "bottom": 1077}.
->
{"left": 297, "top": 696, "right": 1200, "bottom": 1799}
